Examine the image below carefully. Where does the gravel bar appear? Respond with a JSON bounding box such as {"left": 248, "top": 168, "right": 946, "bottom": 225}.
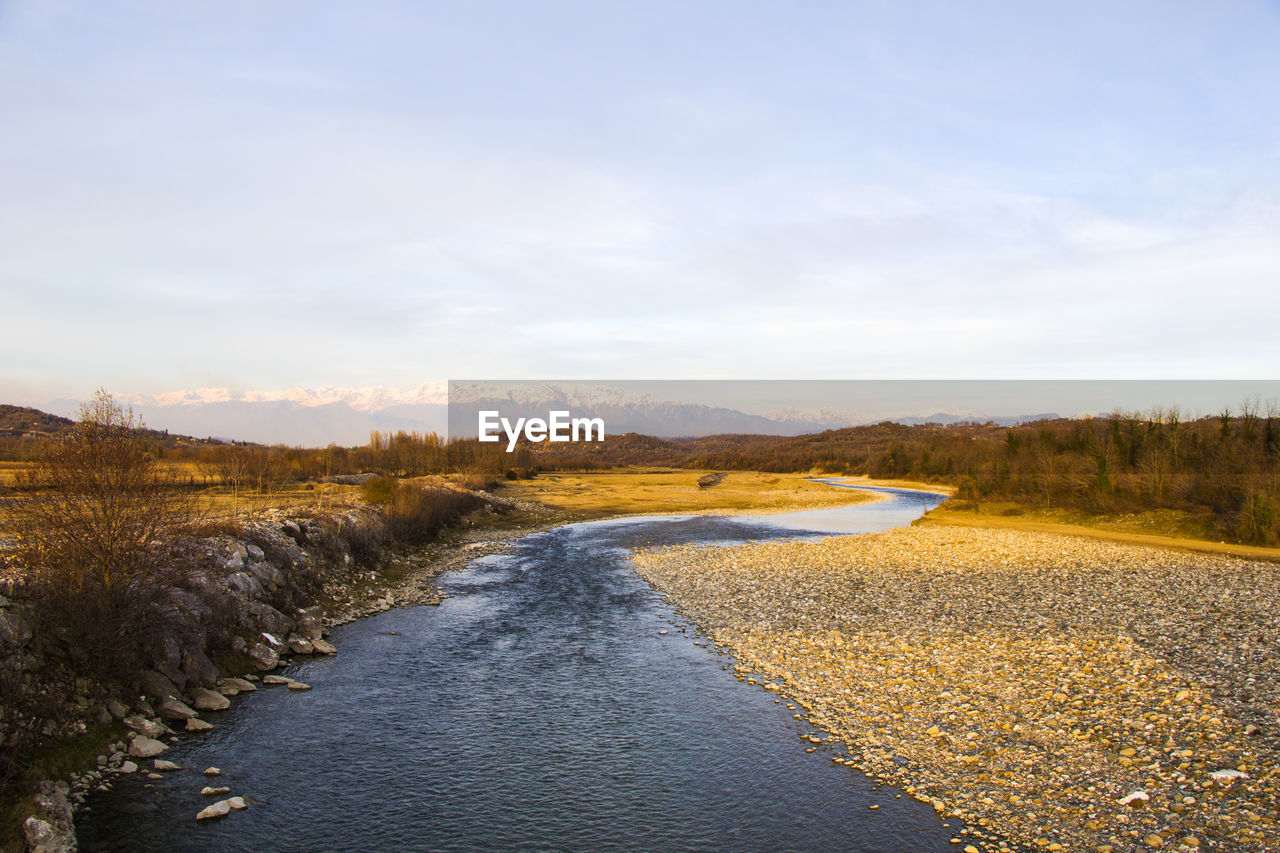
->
{"left": 633, "top": 526, "right": 1280, "bottom": 852}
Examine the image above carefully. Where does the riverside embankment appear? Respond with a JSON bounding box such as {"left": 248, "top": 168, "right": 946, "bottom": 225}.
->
{"left": 2, "top": 489, "right": 559, "bottom": 852}
{"left": 633, "top": 520, "right": 1280, "bottom": 851}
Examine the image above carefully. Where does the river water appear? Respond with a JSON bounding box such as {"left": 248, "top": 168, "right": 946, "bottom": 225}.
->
{"left": 78, "top": 484, "right": 957, "bottom": 852}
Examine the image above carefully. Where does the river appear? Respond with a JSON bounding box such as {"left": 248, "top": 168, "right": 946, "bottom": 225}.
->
{"left": 77, "top": 484, "right": 960, "bottom": 852}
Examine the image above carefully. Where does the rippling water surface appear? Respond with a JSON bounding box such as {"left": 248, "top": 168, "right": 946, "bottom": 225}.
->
{"left": 78, "top": 485, "right": 957, "bottom": 852}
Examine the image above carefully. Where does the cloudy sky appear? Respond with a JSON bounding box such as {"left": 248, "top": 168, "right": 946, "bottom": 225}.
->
{"left": 3, "top": 1, "right": 1278, "bottom": 404}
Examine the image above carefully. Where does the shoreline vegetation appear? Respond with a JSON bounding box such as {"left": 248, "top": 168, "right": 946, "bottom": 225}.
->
{"left": 5, "top": 394, "right": 1280, "bottom": 850}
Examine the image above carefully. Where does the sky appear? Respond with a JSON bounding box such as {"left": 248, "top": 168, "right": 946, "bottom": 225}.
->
{"left": 3, "top": 1, "right": 1279, "bottom": 405}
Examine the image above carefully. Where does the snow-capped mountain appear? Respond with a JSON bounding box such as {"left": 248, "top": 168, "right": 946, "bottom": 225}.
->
{"left": 48, "top": 384, "right": 450, "bottom": 446}
{"left": 121, "top": 383, "right": 448, "bottom": 412}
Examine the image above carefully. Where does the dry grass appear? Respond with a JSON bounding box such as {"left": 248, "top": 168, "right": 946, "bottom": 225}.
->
{"left": 502, "top": 469, "right": 880, "bottom": 516}
{"left": 920, "top": 503, "right": 1280, "bottom": 563}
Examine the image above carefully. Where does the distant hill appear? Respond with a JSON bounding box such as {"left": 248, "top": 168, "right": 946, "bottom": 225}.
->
{"left": 0, "top": 403, "right": 228, "bottom": 460}
{"left": 0, "top": 404, "right": 74, "bottom": 438}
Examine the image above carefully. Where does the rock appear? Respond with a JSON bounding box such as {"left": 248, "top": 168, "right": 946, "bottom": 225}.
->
{"left": 139, "top": 669, "right": 181, "bottom": 701}
{"left": 286, "top": 680, "right": 311, "bottom": 691}
{"left": 123, "top": 715, "right": 170, "bottom": 739}
{"left": 106, "top": 698, "right": 129, "bottom": 719}
{"left": 287, "top": 636, "right": 314, "bottom": 655}
{"left": 247, "top": 602, "right": 292, "bottom": 636}
{"left": 153, "top": 759, "right": 181, "bottom": 772}
{"left": 1119, "top": 790, "right": 1150, "bottom": 807}
{"left": 190, "top": 687, "right": 231, "bottom": 712}
{"left": 311, "top": 637, "right": 337, "bottom": 655}
{"left": 128, "top": 736, "right": 169, "bottom": 758}
{"left": 295, "top": 605, "right": 324, "bottom": 641}
{"left": 203, "top": 767, "right": 222, "bottom": 776}
{"left": 227, "top": 796, "right": 247, "bottom": 810}
{"left": 247, "top": 642, "right": 278, "bottom": 671}
{"left": 186, "top": 717, "right": 214, "bottom": 732}
{"left": 118, "top": 761, "right": 138, "bottom": 774}
{"left": 201, "top": 786, "right": 231, "bottom": 796}
{"left": 262, "top": 675, "right": 292, "bottom": 686}
{"left": 183, "top": 648, "right": 221, "bottom": 689}
{"left": 196, "top": 800, "right": 231, "bottom": 820}
{"left": 1209, "top": 769, "right": 1247, "bottom": 782}
{"left": 157, "top": 696, "right": 198, "bottom": 721}
{"left": 217, "top": 676, "right": 257, "bottom": 694}
{"left": 23, "top": 818, "right": 59, "bottom": 853}
{"left": 26, "top": 781, "right": 75, "bottom": 853}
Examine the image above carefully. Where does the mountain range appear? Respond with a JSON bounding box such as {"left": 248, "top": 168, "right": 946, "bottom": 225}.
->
{"left": 30, "top": 382, "right": 1058, "bottom": 446}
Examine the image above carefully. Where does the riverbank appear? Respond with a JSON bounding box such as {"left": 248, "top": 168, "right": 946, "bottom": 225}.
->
{"left": 633, "top": 524, "right": 1280, "bottom": 851}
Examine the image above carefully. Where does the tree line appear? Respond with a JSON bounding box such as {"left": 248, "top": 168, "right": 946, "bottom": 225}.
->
{"left": 523, "top": 406, "right": 1280, "bottom": 545}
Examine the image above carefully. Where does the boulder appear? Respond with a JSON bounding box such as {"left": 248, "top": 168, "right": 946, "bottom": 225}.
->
{"left": 312, "top": 638, "right": 337, "bottom": 655}
{"left": 189, "top": 687, "right": 230, "bottom": 712}
{"left": 186, "top": 717, "right": 214, "bottom": 732}
{"left": 247, "top": 602, "right": 293, "bottom": 637}
{"left": 154, "top": 635, "right": 187, "bottom": 691}
{"left": 217, "top": 677, "right": 257, "bottom": 694}
{"left": 106, "top": 698, "right": 129, "bottom": 719}
{"left": 25, "top": 781, "right": 74, "bottom": 853}
{"left": 153, "top": 759, "right": 181, "bottom": 772}
{"left": 224, "top": 571, "right": 263, "bottom": 599}
{"left": 227, "top": 796, "right": 247, "bottom": 810}
{"left": 196, "top": 800, "right": 231, "bottom": 820}
{"left": 183, "top": 648, "right": 221, "bottom": 689}
{"left": 294, "top": 606, "right": 324, "bottom": 641}
{"left": 287, "top": 636, "right": 314, "bottom": 655}
{"left": 157, "top": 697, "right": 198, "bottom": 721}
{"left": 123, "top": 715, "right": 170, "bottom": 739}
{"left": 201, "top": 786, "right": 231, "bottom": 796}
{"left": 128, "top": 736, "right": 169, "bottom": 758}
{"left": 139, "top": 670, "right": 181, "bottom": 701}
{"left": 246, "top": 642, "right": 278, "bottom": 671}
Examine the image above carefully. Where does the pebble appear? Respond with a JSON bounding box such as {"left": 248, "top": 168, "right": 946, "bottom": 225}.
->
{"left": 633, "top": 525, "right": 1280, "bottom": 851}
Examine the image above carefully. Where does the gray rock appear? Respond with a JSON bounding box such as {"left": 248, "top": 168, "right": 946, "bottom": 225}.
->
{"left": 227, "top": 796, "right": 247, "bottom": 810}
{"left": 128, "top": 736, "right": 169, "bottom": 758}
{"left": 217, "top": 677, "right": 257, "bottom": 694}
{"left": 295, "top": 606, "right": 324, "bottom": 641}
{"left": 186, "top": 717, "right": 214, "bottom": 732}
{"left": 312, "top": 638, "right": 337, "bottom": 655}
{"left": 106, "top": 698, "right": 129, "bottom": 719}
{"left": 247, "top": 602, "right": 293, "bottom": 636}
{"left": 118, "top": 760, "right": 138, "bottom": 774}
{"left": 139, "top": 670, "right": 180, "bottom": 701}
{"left": 182, "top": 649, "right": 220, "bottom": 689}
{"left": 224, "top": 571, "right": 263, "bottom": 599}
{"left": 26, "top": 781, "right": 74, "bottom": 853}
{"left": 287, "top": 636, "right": 314, "bottom": 655}
{"left": 153, "top": 759, "right": 181, "bottom": 772}
{"left": 189, "top": 687, "right": 230, "bottom": 712}
{"left": 201, "top": 786, "right": 231, "bottom": 796}
{"left": 246, "top": 642, "right": 278, "bottom": 671}
{"left": 245, "top": 543, "right": 265, "bottom": 561}
{"left": 123, "top": 715, "right": 170, "bottom": 739}
{"left": 157, "top": 697, "right": 197, "bottom": 721}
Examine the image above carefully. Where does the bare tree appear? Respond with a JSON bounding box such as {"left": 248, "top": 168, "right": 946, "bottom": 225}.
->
{"left": 11, "top": 390, "right": 198, "bottom": 591}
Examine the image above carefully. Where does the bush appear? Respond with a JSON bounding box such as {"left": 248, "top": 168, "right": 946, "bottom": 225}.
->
{"left": 360, "top": 476, "right": 398, "bottom": 505}
{"left": 8, "top": 391, "right": 199, "bottom": 680}
{"left": 385, "top": 484, "right": 483, "bottom": 545}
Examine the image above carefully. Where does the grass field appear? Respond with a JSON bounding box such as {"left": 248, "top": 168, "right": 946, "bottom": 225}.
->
{"left": 918, "top": 501, "right": 1280, "bottom": 562}
{"left": 503, "top": 469, "right": 883, "bottom": 517}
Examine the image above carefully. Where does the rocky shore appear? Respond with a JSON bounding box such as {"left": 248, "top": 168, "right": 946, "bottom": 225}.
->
{"left": 3, "top": 490, "right": 558, "bottom": 851}
{"left": 633, "top": 526, "right": 1280, "bottom": 852}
